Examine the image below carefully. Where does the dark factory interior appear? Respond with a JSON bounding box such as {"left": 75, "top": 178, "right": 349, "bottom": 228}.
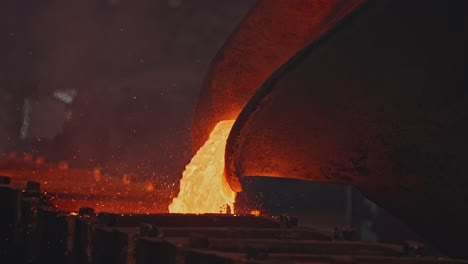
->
{"left": 1, "top": 0, "right": 467, "bottom": 263}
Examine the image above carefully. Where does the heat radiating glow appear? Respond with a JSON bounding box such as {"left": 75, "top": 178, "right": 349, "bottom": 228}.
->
{"left": 250, "top": 210, "right": 261, "bottom": 216}
{"left": 169, "top": 120, "right": 236, "bottom": 214}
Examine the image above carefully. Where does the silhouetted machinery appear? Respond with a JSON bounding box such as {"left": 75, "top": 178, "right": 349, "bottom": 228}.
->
{"left": 194, "top": 0, "right": 468, "bottom": 259}
{"left": 2, "top": 177, "right": 468, "bottom": 263}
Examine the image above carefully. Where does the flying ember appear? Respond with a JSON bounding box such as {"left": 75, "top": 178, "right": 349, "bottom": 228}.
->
{"left": 169, "top": 120, "right": 236, "bottom": 214}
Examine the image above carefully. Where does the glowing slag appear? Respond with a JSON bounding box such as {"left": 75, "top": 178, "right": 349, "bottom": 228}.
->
{"left": 169, "top": 120, "right": 236, "bottom": 214}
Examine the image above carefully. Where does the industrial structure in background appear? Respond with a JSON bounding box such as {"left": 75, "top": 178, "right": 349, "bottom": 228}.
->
{"left": 1, "top": 0, "right": 467, "bottom": 262}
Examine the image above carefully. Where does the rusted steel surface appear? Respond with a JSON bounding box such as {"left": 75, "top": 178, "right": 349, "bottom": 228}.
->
{"left": 223, "top": 0, "right": 468, "bottom": 259}
{"left": 192, "top": 0, "right": 365, "bottom": 151}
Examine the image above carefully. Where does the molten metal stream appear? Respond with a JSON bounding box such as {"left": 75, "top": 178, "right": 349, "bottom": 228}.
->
{"left": 169, "top": 120, "right": 236, "bottom": 214}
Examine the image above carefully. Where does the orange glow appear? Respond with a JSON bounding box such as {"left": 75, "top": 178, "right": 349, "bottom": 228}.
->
{"left": 169, "top": 120, "right": 236, "bottom": 214}
{"left": 93, "top": 168, "right": 103, "bottom": 182}
{"left": 0, "top": 160, "right": 167, "bottom": 214}
{"left": 58, "top": 161, "right": 69, "bottom": 170}
{"left": 35, "top": 156, "right": 46, "bottom": 165}
{"left": 145, "top": 181, "right": 155, "bottom": 192}
{"left": 0, "top": 120, "right": 241, "bottom": 215}
{"left": 24, "top": 153, "right": 33, "bottom": 162}
{"left": 250, "top": 210, "right": 261, "bottom": 216}
{"left": 122, "top": 174, "right": 132, "bottom": 185}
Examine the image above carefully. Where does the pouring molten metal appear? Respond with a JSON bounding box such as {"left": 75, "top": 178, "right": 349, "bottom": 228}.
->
{"left": 1, "top": 121, "right": 238, "bottom": 215}
{"left": 169, "top": 120, "right": 236, "bottom": 214}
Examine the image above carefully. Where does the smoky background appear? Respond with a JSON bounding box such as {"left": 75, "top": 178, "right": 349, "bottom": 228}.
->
{"left": 0, "top": 0, "right": 255, "bottom": 181}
